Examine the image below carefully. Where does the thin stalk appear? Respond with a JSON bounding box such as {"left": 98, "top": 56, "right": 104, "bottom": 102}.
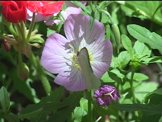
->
{"left": 14, "top": 23, "right": 25, "bottom": 43}
{"left": 20, "top": 21, "right": 27, "bottom": 41}
{"left": 152, "top": 53, "right": 162, "bottom": 72}
{"left": 8, "top": 24, "right": 18, "bottom": 39}
{"left": 29, "top": 52, "right": 51, "bottom": 95}
{"left": 152, "top": 2, "right": 162, "bottom": 19}
{"left": 89, "top": 1, "right": 94, "bottom": 12}
{"left": 86, "top": 90, "right": 92, "bottom": 122}
{"left": 130, "top": 66, "right": 136, "bottom": 103}
{"left": 18, "top": 43, "right": 23, "bottom": 63}
{"left": 26, "top": 13, "right": 36, "bottom": 43}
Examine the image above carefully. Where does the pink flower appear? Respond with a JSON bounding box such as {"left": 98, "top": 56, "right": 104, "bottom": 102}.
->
{"left": 41, "top": 14, "right": 113, "bottom": 91}
{"left": 27, "top": 1, "right": 87, "bottom": 26}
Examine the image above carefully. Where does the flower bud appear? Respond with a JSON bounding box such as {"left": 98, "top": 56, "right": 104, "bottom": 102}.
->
{"left": 111, "top": 24, "right": 121, "bottom": 53}
{"left": 1, "top": 40, "right": 10, "bottom": 52}
{"left": 94, "top": 85, "right": 120, "bottom": 107}
{"left": 17, "top": 63, "right": 29, "bottom": 81}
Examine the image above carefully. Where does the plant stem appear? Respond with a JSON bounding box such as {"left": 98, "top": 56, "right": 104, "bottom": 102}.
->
{"left": 130, "top": 66, "right": 136, "bottom": 103}
{"left": 29, "top": 52, "right": 51, "bottom": 95}
{"left": 8, "top": 24, "right": 17, "bottom": 39}
{"left": 26, "top": 13, "right": 36, "bottom": 43}
{"left": 86, "top": 90, "right": 92, "bottom": 122}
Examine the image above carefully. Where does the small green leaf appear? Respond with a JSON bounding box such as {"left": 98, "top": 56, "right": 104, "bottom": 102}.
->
{"left": 148, "top": 56, "right": 162, "bottom": 63}
{"left": 122, "top": 35, "right": 134, "bottom": 56}
{"left": 47, "top": 28, "right": 56, "bottom": 37}
{"left": 110, "top": 69, "right": 125, "bottom": 79}
{"left": 73, "top": 107, "right": 87, "bottom": 122}
{"left": 127, "top": 24, "right": 162, "bottom": 54}
{"left": 133, "top": 41, "right": 151, "bottom": 58}
{"left": 79, "top": 98, "right": 88, "bottom": 112}
{"left": 0, "top": 86, "right": 10, "bottom": 112}
{"left": 101, "top": 72, "right": 115, "bottom": 83}
{"left": 111, "top": 51, "right": 131, "bottom": 69}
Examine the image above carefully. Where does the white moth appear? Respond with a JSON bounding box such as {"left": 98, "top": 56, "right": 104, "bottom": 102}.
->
{"left": 77, "top": 47, "right": 101, "bottom": 91}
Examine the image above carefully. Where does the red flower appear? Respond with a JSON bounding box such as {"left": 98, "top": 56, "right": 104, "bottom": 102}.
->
{"left": 1, "top": 1, "right": 27, "bottom": 23}
{"left": 27, "top": 1, "right": 64, "bottom": 17}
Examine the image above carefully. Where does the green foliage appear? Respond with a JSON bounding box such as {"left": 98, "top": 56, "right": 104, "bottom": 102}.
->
{"left": 18, "top": 86, "right": 64, "bottom": 121}
{"left": 127, "top": 24, "right": 162, "bottom": 54}
{"left": 0, "top": 86, "right": 10, "bottom": 113}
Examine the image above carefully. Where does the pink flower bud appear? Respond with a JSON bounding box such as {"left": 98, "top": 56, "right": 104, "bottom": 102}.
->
{"left": 17, "top": 63, "right": 29, "bottom": 81}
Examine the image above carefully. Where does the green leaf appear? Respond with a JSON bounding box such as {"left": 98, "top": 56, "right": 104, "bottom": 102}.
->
{"left": 47, "top": 92, "right": 82, "bottom": 122}
{"left": 145, "top": 88, "right": 162, "bottom": 104}
{"left": 11, "top": 70, "right": 39, "bottom": 103}
{"left": 0, "top": 86, "right": 10, "bottom": 112}
{"left": 110, "top": 69, "right": 125, "bottom": 79}
{"left": 4, "top": 113, "right": 20, "bottom": 122}
{"left": 134, "top": 82, "right": 158, "bottom": 102}
{"left": 140, "top": 113, "right": 162, "bottom": 122}
{"left": 79, "top": 98, "right": 88, "bottom": 113}
{"left": 147, "top": 56, "right": 162, "bottom": 63}
{"left": 101, "top": 71, "right": 115, "bottom": 83}
{"left": 111, "top": 51, "right": 131, "bottom": 69}
{"left": 121, "top": 35, "right": 134, "bottom": 57}
{"left": 73, "top": 107, "right": 87, "bottom": 122}
{"left": 113, "top": 104, "right": 162, "bottom": 115}
{"left": 118, "top": 1, "right": 162, "bottom": 25}
{"left": 126, "top": 72, "right": 149, "bottom": 81}
{"left": 47, "top": 28, "right": 56, "bottom": 37}
{"left": 18, "top": 87, "right": 64, "bottom": 121}
{"left": 133, "top": 41, "right": 151, "bottom": 58}
{"left": 127, "top": 24, "right": 162, "bottom": 54}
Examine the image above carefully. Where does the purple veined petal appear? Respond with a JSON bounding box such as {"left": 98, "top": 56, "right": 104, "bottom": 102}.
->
{"left": 96, "top": 97, "right": 106, "bottom": 106}
{"left": 61, "top": 1, "right": 87, "bottom": 22}
{"left": 55, "top": 67, "right": 87, "bottom": 91}
{"left": 89, "top": 39, "right": 113, "bottom": 78}
{"left": 64, "top": 14, "right": 105, "bottom": 50}
{"left": 61, "top": 7, "right": 82, "bottom": 20}
{"left": 41, "top": 33, "right": 72, "bottom": 74}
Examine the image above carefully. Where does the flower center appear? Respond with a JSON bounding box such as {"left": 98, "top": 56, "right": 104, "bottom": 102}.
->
{"left": 67, "top": 44, "right": 93, "bottom": 70}
{"left": 104, "top": 89, "right": 115, "bottom": 99}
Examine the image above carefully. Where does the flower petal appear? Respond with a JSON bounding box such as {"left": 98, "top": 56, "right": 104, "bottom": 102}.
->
{"left": 64, "top": 14, "right": 105, "bottom": 51}
{"left": 41, "top": 33, "right": 72, "bottom": 74}
{"left": 90, "top": 39, "right": 113, "bottom": 78}
{"left": 55, "top": 67, "right": 87, "bottom": 91}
